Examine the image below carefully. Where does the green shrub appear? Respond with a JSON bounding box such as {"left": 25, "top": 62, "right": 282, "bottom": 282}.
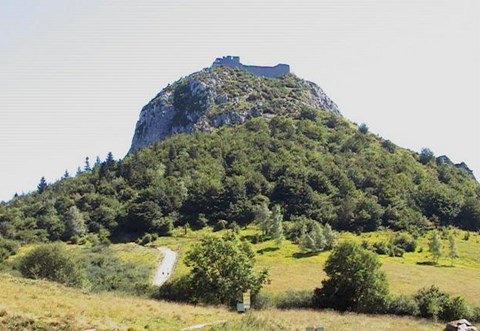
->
{"left": 154, "top": 275, "right": 192, "bottom": 302}
{"left": 213, "top": 219, "right": 228, "bottom": 232}
{"left": 372, "top": 241, "right": 390, "bottom": 255}
{"left": 389, "top": 245, "right": 404, "bottom": 257}
{"left": 440, "top": 296, "right": 470, "bottom": 321}
{"left": 392, "top": 232, "right": 417, "bottom": 252}
{"left": 276, "top": 290, "right": 313, "bottom": 309}
{"left": 18, "top": 244, "right": 82, "bottom": 286}
{"left": 80, "top": 248, "right": 152, "bottom": 295}
{"left": 388, "top": 295, "right": 419, "bottom": 316}
{"left": 468, "top": 306, "right": 480, "bottom": 323}
{"left": 414, "top": 286, "right": 452, "bottom": 320}
{"left": 251, "top": 292, "right": 276, "bottom": 310}
{"left": 136, "top": 233, "right": 158, "bottom": 246}
{"left": 0, "top": 237, "right": 19, "bottom": 263}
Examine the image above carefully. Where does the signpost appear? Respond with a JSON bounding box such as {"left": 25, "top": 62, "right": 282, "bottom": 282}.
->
{"left": 237, "top": 290, "right": 251, "bottom": 313}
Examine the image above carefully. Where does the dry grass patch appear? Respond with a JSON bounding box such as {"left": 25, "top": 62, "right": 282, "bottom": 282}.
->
{"left": 212, "top": 309, "right": 442, "bottom": 331}
{"left": 0, "top": 273, "right": 237, "bottom": 330}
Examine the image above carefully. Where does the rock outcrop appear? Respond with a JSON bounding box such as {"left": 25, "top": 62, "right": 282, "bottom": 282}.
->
{"left": 437, "top": 156, "right": 476, "bottom": 180}
{"left": 446, "top": 319, "right": 478, "bottom": 331}
{"left": 130, "top": 65, "right": 340, "bottom": 152}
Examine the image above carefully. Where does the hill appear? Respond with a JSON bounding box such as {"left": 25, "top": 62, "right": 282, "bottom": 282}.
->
{"left": 0, "top": 65, "right": 479, "bottom": 243}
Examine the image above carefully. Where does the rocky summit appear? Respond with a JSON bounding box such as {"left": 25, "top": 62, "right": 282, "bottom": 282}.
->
{"left": 129, "top": 64, "right": 339, "bottom": 152}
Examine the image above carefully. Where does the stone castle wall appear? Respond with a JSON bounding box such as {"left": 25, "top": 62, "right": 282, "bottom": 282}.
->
{"left": 212, "top": 56, "right": 290, "bottom": 78}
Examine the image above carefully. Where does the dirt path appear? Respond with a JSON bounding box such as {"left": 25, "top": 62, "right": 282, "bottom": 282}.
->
{"left": 153, "top": 247, "right": 177, "bottom": 286}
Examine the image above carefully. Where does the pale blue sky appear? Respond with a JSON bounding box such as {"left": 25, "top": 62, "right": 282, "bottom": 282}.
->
{"left": 0, "top": 0, "right": 479, "bottom": 201}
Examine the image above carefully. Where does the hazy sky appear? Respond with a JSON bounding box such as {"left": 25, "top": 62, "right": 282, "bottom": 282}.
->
{"left": 0, "top": 0, "right": 478, "bottom": 202}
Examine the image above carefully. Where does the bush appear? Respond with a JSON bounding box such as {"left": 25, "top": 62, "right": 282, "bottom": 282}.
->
{"left": 80, "top": 248, "right": 152, "bottom": 295}
{"left": 18, "top": 244, "right": 82, "bottom": 286}
{"left": 413, "top": 285, "right": 466, "bottom": 321}
{"left": 440, "top": 296, "right": 470, "bottom": 321}
{"left": 154, "top": 275, "right": 193, "bottom": 302}
{"left": 0, "top": 237, "right": 19, "bottom": 263}
{"left": 388, "top": 295, "right": 420, "bottom": 316}
{"left": 252, "top": 292, "right": 276, "bottom": 310}
{"left": 213, "top": 219, "right": 228, "bottom": 232}
{"left": 372, "top": 241, "right": 390, "bottom": 255}
{"left": 468, "top": 306, "right": 480, "bottom": 323}
{"left": 392, "top": 232, "right": 417, "bottom": 252}
{"left": 136, "top": 233, "right": 158, "bottom": 246}
{"left": 276, "top": 290, "right": 313, "bottom": 309}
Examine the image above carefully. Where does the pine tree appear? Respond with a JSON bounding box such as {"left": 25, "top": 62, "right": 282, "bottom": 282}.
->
{"left": 270, "top": 205, "right": 284, "bottom": 247}
{"left": 94, "top": 156, "right": 102, "bottom": 169}
{"left": 84, "top": 156, "right": 91, "bottom": 171}
{"left": 63, "top": 170, "right": 70, "bottom": 179}
{"left": 448, "top": 233, "right": 459, "bottom": 266}
{"left": 37, "top": 177, "right": 48, "bottom": 193}
{"left": 428, "top": 230, "right": 442, "bottom": 264}
{"left": 105, "top": 152, "right": 114, "bottom": 166}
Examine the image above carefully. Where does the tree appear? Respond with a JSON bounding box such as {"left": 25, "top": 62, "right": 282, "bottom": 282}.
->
{"left": 37, "top": 177, "right": 48, "bottom": 193}
{"left": 419, "top": 148, "right": 435, "bottom": 165}
{"left": 84, "top": 156, "right": 91, "bottom": 171}
{"left": 184, "top": 234, "right": 269, "bottom": 306}
{"left": 255, "top": 201, "right": 272, "bottom": 237}
{"left": 64, "top": 206, "right": 87, "bottom": 240}
{"left": 270, "top": 204, "right": 284, "bottom": 246}
{"left": 428, "top": 230, "right": 442, "bottom": 264}
{"left": 63, "top": 170, "right": 70, "bottom": 179}
{"left": 299, "top": 221, "right": 326, "bottom": 253}
{"left": 94, "top": 156, "right": 102, "bottom": 169}
{"left": 313, "top": 242, "right": 389, "bottom": 313}
{"left": 105, "top": 152, "right": 115, "bottom": 167}
{"left": 447, "top": 233, "right": 459, "bottom": 266}
{"left": 359, "top": 123, "right": 369, "bottom": 134}
{"left": 322, "top": 223, "right": 337, "bottom": 250}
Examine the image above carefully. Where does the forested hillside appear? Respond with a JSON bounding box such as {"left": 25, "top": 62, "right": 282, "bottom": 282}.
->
{"left": 1, "top": 105, "right": 478, "bottom": 243}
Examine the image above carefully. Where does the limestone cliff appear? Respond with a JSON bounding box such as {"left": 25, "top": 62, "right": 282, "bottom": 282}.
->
{"left": 130, "top": 66, "right": 340, "bottom": 153}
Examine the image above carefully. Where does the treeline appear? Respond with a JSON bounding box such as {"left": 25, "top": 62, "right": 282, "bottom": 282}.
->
{"left": 1, "top": 111, "right": 479, "bottom": 243}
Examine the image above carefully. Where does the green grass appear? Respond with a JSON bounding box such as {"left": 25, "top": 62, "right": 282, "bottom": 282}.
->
{"left": 248, "top": 228, "right": 480, "bottom": 306}
{"left": 148, "top": 226, "right": 480, "bottom": 306}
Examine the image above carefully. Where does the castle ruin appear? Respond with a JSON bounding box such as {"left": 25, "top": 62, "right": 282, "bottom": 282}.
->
{"left": 212, "top": 56, "right": 290, "bottom": 78}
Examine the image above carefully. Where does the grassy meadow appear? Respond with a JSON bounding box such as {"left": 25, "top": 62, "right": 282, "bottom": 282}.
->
{"left": 153, "top": 226, "right": 480, "bottom": 306}
{"left": 1, "top": 226, "right": 479, "bottom": 330}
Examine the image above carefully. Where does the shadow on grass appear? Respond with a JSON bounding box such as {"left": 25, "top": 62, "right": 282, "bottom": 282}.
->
{"left": 292, "top": 251, "right": 319, "bottom": 259}
{"left": 416, "top": 261, "right": 455, "bottom": 268}
{"left": 257, "top": 247, "right": 279, "bottom": 254}
{"left": 416, "top": 261, "right": 437, "bottom": 266}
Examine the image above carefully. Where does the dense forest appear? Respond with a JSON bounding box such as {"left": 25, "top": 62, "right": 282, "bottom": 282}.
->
{"left": 1, "top": 106, "right": 479, "bottom": 243}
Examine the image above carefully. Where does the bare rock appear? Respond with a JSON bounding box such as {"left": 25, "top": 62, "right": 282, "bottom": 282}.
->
{"left": 446, "top": 319, "right": 478, "bottom": 331}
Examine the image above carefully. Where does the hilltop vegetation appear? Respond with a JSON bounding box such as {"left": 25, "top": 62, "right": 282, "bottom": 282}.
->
{"left": 1, "top": 108, "right": 478, "bottom": 244}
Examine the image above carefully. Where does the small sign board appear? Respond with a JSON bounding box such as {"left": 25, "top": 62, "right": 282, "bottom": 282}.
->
{"left": 242, "top": 291, "right": 251, "bottom": 309}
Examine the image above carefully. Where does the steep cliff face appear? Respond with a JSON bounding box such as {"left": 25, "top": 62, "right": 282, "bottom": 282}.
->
{"left": 130, "top": 66, "right": 340, "bottom": 152}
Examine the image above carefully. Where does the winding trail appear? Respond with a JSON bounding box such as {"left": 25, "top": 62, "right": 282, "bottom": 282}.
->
{"left": 153, "top": 247, "right": 177, "bottom": 286}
